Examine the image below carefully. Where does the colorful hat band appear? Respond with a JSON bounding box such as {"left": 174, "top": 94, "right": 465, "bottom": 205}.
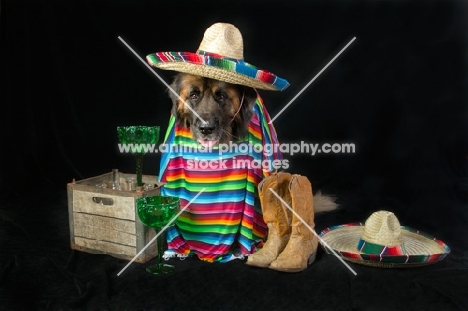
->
{"left": 357, "top": 238, "right": 407, "bottom": 256}
{"left": 146, "top": 51, "right": 290, "bottom": 91}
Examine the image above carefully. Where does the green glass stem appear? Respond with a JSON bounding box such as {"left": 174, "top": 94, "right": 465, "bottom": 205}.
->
{"left": 156, "top": 227, "right": 164, "bottom": 265}
{"left": 134, "top": 153, "right": 144, "bottom": 187}
{"left": 145, "top": 227, "right": 175, "bottom": 275}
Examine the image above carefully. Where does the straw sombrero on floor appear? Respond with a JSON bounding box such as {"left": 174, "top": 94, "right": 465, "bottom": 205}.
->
{"left": 319, "top": 210, "right": 450, "bottom": 268}
{"left": 146, "top": 22, "right": 290, "bottom": 91}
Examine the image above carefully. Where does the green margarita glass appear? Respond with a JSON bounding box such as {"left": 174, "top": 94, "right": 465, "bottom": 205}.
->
{"left": 136, "top": 195, "right": 180, "bottom": 275}
{"left": 117, "top": 126, "right": 160, "bottom": 188}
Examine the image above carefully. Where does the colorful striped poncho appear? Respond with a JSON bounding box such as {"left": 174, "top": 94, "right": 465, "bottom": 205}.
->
{"left": 158, "top": 95, "right": 282, "bottom": 262}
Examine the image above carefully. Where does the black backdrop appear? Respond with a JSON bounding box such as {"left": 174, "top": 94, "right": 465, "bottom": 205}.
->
{"left": 1, "top": 0, "right": 468, "bottom": 310}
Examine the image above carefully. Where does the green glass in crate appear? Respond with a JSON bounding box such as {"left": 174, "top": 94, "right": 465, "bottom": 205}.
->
{"left": 136, "top": 195, "right": 180, "bottom": 275}
{"left": 117, "top": 126, "right": 160, "bottom": 187}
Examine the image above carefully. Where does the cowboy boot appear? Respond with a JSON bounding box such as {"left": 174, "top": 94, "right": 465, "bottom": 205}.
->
{"left": 246, "top": 172, "right": 292, "bottom": 268}
{"left": 269, "top": 174, "right": 318, "bottom": 272}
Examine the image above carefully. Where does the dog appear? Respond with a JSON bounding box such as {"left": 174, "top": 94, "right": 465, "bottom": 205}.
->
{"left": 168, "top": 73, "right": 258, "bottom": 148}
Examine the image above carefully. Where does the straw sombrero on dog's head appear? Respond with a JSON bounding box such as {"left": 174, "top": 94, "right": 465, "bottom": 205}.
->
{"left": 146, "top": 22, "right": 289, "bottom": 91}
{"left": 320, "top": 210, "right": 450, "bottom": 268}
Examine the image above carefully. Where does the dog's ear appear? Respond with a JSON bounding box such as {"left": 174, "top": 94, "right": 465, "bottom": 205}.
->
{"left": 232, "top": 86, "right": 257, "bottom": 139}
{"left": 168, "top": 73, "right": 191, "bottom": 128}
{"left": 239, "top": 86, "right": 257, "bottom": 120}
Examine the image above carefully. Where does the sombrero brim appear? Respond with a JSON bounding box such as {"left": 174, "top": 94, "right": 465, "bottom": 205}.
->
{"left": 146, "top": 52, "right": 290, "bottom": 91}
{"left": 320, "top": 223, "right": 450, "bottom": 268}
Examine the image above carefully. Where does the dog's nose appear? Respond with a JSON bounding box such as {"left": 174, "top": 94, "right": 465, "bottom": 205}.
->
{"left": 199, "top": 126, "right": 215, "bottom": 135}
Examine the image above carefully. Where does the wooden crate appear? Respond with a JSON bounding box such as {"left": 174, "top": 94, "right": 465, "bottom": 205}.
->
{"left": 67, "top": 171, "right": 163, "bottom": 263}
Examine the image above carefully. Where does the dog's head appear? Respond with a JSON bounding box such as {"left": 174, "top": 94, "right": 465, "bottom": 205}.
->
{"left": 168, "top": 73, "right": 258, "bottom": 147}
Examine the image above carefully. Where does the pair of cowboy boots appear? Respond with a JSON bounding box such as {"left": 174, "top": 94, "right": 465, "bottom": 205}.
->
{"left": 246, "top": 172, "right": 318, "bottom": 272}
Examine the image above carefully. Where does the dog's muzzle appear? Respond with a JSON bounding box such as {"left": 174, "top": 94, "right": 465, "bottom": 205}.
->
{"left": 193, "top": 119, "right": 220, "bottom": 148}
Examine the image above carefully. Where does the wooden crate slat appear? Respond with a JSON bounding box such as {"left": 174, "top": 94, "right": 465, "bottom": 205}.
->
{"left": 73, "top": 215, "right": 137, "bottom": 247}
{"left": 74, "top": 237, "right": 137, "bottom": 258}
{"left": 73, "top": 212, "right": 136, "bottom": 235}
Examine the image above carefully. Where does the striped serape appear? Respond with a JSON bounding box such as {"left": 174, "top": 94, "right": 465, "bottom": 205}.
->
{"left": 158, "top": 95, "right": 282, "bottom": 262}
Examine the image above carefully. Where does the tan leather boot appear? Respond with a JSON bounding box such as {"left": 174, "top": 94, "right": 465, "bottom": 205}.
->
{"left": 246, "top": 172, "right": 292, "bottom": 268}
{"left": 269, "top": 174, "right": 318, "bottom": 272}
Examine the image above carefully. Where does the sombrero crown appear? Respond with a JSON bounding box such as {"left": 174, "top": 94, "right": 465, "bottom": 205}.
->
{"left": 146, "top": 22, "right": 290, "bottom": 91}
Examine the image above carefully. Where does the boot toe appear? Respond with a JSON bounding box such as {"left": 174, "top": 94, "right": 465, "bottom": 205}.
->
{"left": 269, "top": 254, "right": 307, "bottom": 273}
{"left": 246, "top": 256, "right": 273, "bottom": 268}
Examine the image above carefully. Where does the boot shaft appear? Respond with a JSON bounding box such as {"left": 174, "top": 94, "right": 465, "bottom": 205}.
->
{"left": 258, "top": 172, "right": 293, "bottom": 237}
{"left": 289, "top": 174, "right": 315, "bottom": 240}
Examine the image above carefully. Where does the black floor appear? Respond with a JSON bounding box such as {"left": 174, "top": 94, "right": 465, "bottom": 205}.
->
{"left": 1, "top": 186, "right": 467, "bottom": 310}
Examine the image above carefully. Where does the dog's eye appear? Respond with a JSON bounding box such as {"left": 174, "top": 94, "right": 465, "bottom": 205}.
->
{"left": 189, "top": 92, "right": 199, "bottom": 100}
{"left": 216, "top": 92, "right": 228, "bottom": 102}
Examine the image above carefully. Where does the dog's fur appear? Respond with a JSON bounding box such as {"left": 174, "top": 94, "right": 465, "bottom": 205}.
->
{"left": 167, "top": 73, "right": 338, "bottom": 212}
{"left": 169, "top": 73, "right": 258, "bottom": 146}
